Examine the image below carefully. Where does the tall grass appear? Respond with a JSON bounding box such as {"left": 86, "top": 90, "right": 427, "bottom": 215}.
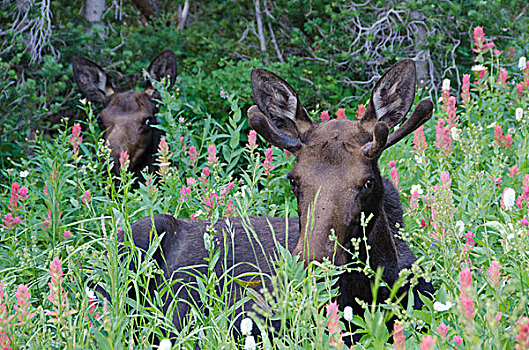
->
{"left": 0, "top": 27, "right": 529, "bottom": 348}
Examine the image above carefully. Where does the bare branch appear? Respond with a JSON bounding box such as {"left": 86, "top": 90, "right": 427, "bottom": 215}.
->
{"left": 254, "top": 0, "right": 269, "bottom": 64}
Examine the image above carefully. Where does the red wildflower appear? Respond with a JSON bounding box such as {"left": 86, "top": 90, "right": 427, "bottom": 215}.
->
{"left": 355, "top": 104, "right": 365, "bottom": 119}
{"left": 320, "top": 111, "right": 330, "bottom": 123}
{"left": 335, "top": 108, "right": 346, "bottom": 120}
{"left": 326, "top": 302, "right": 344, "bottom": 348}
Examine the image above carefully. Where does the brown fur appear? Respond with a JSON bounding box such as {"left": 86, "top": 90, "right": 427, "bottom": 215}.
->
{"left": 72, "top": 50, "right": 177, "bottom": 178}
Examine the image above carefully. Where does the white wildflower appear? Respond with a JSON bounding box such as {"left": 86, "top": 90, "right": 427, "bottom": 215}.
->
{"left": 519, "top": 56, "right": 527, "bottom": 71}
{"left": 455, "top": 220, "right": 465, "bottom": 235}
{"left": 79, "top": 98, "right": 87, "bottom": 105}
{"left": 486, "top": 122, "right": 497, "bottom": 129}
{"left": 414, "top": 155, "right": 423, "bottom": 164}
{"left": 203, "top": 232, "right": 212, "bottom": 251}
{"left": 343, "top": 306, "right": 353, "bottom": 321}
{"left": 503, "top": 187, "right": 516, "bottom": 209}
{"left": 442, "top": 79, "right": 451, "bottom": 91}
{"left": 433, "top": 301, "right": 454, "bottom": 312}
{"left": 451, "top": 127, "right": 460, "bottom": 141}
{"left": 85, "top": 287, "right": 96, "bottom": 300}
{"left": 244, "top": 336, "right": 256, "bottom": 350}
{"left": 240, "top": 317, "right": 253, "bottom": 336}
{"left": 159, "top": 339, "right": 172, "bottom": 350}
{"left": 471, "top": 64, "right": 486, "bottom": 72}
{"left": 516, "top": 108, "right": 524, "bottom": 121}
{"left": 19, "top": 170, "right": 29, "bottom": 178}
{"left": 411, "top": 184, "right": 423, "bottom": 195}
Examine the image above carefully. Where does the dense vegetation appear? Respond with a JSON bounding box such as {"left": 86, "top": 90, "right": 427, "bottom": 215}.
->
{"left": 1, "top": 1, "right": 529, "bottom": 349}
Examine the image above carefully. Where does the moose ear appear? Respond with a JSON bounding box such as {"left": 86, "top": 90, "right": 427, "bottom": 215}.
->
{"left": 361, "top": 59, "right": 416, "bottom": 130}
{"left": 250, "top": 69, "right": 316, "bottom": 149}
{"left": 72, "top": 56, "right": 115, "bottom": 104}
{"left": 146, "top": 50, "right": 177, "bottom": 91}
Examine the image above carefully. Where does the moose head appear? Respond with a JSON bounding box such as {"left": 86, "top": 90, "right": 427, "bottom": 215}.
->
{"left": 72, "top": 50, "right": 177, "bottom": 177}
{"left": 249, "top": 60, "right": 433, "bottom": 266}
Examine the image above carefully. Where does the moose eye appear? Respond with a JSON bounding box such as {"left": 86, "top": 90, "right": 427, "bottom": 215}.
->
{"left": 144, "top": 117, "right": 152, "bottom": 126}
{"left": 364, "top": 178, "right": 375, "bottom": 189}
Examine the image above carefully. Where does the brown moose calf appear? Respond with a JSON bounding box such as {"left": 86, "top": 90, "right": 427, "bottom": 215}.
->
{"left": 72, "top": 50, "right": 177, "bottom": 179}
{"left": 117, "top": 59, "right": 435, "bottom": 342}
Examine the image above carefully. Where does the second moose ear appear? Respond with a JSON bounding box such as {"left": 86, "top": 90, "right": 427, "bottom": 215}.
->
{"left": 146, "top": 50, "right": 177, "bottom": 92}
{"left": 72, "top": 56, "right": 115, "bottom": 104}
{"left": 250, "top": 69, "right": 316, "bottom": 151}
{"left": 361, "top": 59, "right": 416, "bottom": 130}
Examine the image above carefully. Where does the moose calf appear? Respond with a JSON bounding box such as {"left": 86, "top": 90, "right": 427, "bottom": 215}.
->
{"left": 118, "top": 59, "right": 435, "bottom": 342}
{"left": 72, "top": 50, "right": 177, "bottom": 179}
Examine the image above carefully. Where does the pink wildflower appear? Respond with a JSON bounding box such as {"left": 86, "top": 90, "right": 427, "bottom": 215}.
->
{"left": 69, "top": 123, "right": 83, "bottom": 156}
{"left": 393, "top": 322, "right": 405, "bottom": 350}
{"left": 489, "top": 175, "right": 503, "bottom": 187}
{"left": 326, "top": 302, "right": 344, "bottom": 348}
{"left": 461, "top": 74, "right": 471, "bottom": 103}
{"left": 0, "top": 332, "right": 11, "bottom": 350}
{"left": 320, "top": 110, "right": 330, "bottom": 123}
{"left": 46, "top": 257, "right": 76, "bottom": 323}
{"left": 420, "top": 335, "right": 436, "bottom": 350}
{"left": 446, "top": 96, "right": 458, "bottom": 128}
{"left": 81, "top": 190, "right": 91, "bottom": 205}
{"left": 487, "top": 261, "right": 501, "bottom": 288}
{"left": 186, "top": 177, "right": 197, "bottom": 186}
{"left": 119, "top": 151, "right": 130, "bottom": 172}
{"left": 388, "top": 161, "right": 399, "bottom": 190}
{"left": 494, "top": 125, "right": 514, "bottom": 148}
{"left": 188, "top": 146, "right": 199, "bottom": 165}
{"left": 14, "top": 183, "right": 29, "bottom": 200}
{"left": 453, "top": 335, "right": 463, "bottom": 345}
{"left": 2, "top": 213, "right": 22, "bottom": 229}
{"left": 509, "top": 165, "right": 520, "bottom": 177}
{"left": 202, "top": 166, "right": 211, "bottom": 178}
{"left": 521, "top": 218, "right": 529, "bottom": 226}
{"left": 42, "top": 209, "right": 52, "bottom": 230}
{"left": 473, "top": 26, "right": 485, "bottom": 52}
{"left": 335, "top": 108, "right": 346, "bottom": 120}
{"left": 207, "top": 144, "right": 218, "bottom": 164}
{"left": 179, "top": 186, "right": 191, "bottom": 201}
{"left": 517, "top": 82, "right": 527, "bottom": 100}
{"left": 498, "top": 69, "right": 509, "bottom": 85}
{"left": 247, "top": 130, "right": 258, "bottom": 151}
{"left": 441, "top": 171, "right": 451, "bottom": 189}
{"left": 224, "top": 199, "right": 236, "bottom": 217}
{"left": 158, "top": 138, "right": 169, "bottom": 156}
{"left": 437, "top": 323, "right": 449, "bottom": 337}
{"left": 355, "top": 104, "right": 365, "bottom": 119}
{"left": 515, "top": 317, "right": 529, "bottom": 350}
{"left": 494, "top": 49, "right": 503, "bottom": 56}
{"left": 203, "top": 193, "right": 218, "bottom": 212}
{"left": 496, "top": 312, "right": 502, "bottom": 323}
{"left": 434, "top": 118, "right": 451, "bottom": 154}
{"left": 458, "top": 267, "right": 476, "bottom": 326}
{"left": 409, "top": 191, "right": 420, "bottom": 210}
{"left": 264, "top": 148, "right": 274, "bottom": 174}
{"left": 413, "top": 125, "right": 428, "bottom": 153}
{"left": 465, "top": 231, "right": 476, "bottom": 247}
{"left": 14, "top": 284, "right": 35, "bottom": 325}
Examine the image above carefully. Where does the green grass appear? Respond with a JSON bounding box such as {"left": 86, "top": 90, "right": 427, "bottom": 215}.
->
{"left": 0, "top": 41, "right": 529, "bottom": 349}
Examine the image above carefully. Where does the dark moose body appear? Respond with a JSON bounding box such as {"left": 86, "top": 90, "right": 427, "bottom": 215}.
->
{"left": 119, "top": 59, "right": 435, "bottom": 341}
